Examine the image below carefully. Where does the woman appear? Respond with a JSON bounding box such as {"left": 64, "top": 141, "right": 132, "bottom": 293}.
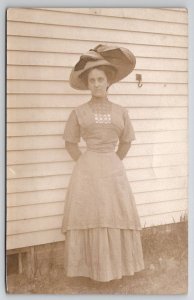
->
{"left": 62, "top": 44, "right": 145, "bottom": 282}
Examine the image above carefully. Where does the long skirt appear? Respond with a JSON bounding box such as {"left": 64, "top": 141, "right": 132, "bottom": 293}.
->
{"left": 62, "top": 150, "right": 145, "bottom": 282}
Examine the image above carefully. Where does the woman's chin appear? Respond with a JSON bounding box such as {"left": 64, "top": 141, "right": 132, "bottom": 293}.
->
{"left": 92, "top": 92, "right": 106, "bottom": 98}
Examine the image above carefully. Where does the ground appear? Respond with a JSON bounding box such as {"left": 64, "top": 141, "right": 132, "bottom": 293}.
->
{"left": 6, "top": 221, "right": 188, "bottom": 295}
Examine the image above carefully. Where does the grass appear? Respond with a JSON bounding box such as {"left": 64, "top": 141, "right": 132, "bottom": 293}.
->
{"left": 6, "top": 220, "right": 188, "bottom": 295}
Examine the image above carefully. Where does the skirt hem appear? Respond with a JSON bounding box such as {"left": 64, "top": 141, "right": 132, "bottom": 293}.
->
{"left": 64, "top": 265, "right": 145, "bottom": 282}
{"left": 64, "top": 227, "right": 145, "bottom": 282}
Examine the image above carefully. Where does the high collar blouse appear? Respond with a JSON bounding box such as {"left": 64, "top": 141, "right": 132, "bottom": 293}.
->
{"left": 63, "top": 98, "right": 135, "bottom": 153}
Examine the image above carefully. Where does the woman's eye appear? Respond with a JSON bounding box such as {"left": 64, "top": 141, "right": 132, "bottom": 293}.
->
{"left": 88, "top": 77, "right": 105, "bottom": 84}
{"left": 89, "top": 79, "right": 95, "bottom": 83}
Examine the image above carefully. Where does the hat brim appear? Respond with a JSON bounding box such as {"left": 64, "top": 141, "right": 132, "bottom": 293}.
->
{"left": 69, "top": 47, "right": 136, "bottom": 90}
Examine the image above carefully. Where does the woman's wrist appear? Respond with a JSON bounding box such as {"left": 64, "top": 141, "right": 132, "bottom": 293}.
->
{"left": 116, "top": 142, "right": 131, "bottom": 160}
{"left": 65, "top": 141, "right": 82, "bottom": 161}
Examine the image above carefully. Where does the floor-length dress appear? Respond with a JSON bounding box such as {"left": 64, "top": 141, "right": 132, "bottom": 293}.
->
{"left": 62, "top": 98, "right": 145, "bottom": 282}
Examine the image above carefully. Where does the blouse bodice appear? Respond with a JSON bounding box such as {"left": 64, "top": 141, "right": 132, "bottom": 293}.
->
{"left": 63, "top": 99, "right": 135, "bottom": 153}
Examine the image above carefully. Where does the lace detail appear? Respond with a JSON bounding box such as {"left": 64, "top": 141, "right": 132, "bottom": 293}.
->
{"left": 88, "top": 98, "right": 112, "bottom": 125}
{"left": 94, "top": 113, "right": 111, "bottom": 124}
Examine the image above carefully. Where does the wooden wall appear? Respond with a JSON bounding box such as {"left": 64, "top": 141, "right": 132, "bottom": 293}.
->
{"left": 6, "top": 8, "right": 188, "bottom": 250}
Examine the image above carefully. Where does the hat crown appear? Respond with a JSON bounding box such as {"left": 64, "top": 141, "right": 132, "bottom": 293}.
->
{"left": 91, "top": 44, "right": 135, "bottom": 63}
{"left": 84, "top": 49, "right": 103, "bottom": 59}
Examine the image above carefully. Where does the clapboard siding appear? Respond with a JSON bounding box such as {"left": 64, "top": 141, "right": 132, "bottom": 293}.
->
{"left": 7, "top": 143, "right": 188, "bottom": 165}
{"left": 7, "top": 188, "right": 187, "bottom": 207}
{"left": 7, "top": 120, "right": 188, "bottom": 136}
{"left": 6, "top": 208, "right": 187, "bottom": 249}
{"left": 7, "top": 37, "right": 188, "bottom": 60}
{"left": 6, "top": 8, "right": 188, "bottom": 250}
{"left": 37, "top": 8, "right": 188, "bottom": 24}
{"left": 7, "top": 82, "right": 188, "bottom": 96}
{"left": 7, "top": 202, "right": 188, "bottom": 237}
{"left": 7, "top": 94, "right": 188, "bottom": 108}
{"left": 7, "top": 22, "right": 187, "bottom": 47}
{"left": 7, "top": 131, "right": 188, "bottom": 151}
{"left": 7, "top": 52, "right": 187, "bottom": 72}
{"left": 7, "top": 38, "right": 188, "bottom": 60}
{"left": 7, "top": 8, "right": 187, "bottom": 35}
{"left": 7, "top": 66, "right": 188, "bottom": 83}
{"left": 7, "top": 176, "right": 187, "bottom": 194}
{"left": 7, "top": 107, "right": 187, "bottom": 122}
{"left": 7, "top": 199, "right": 187, "bottom": 230}
{"left": 7, "top": 156, "right": 187, "bottom": 179}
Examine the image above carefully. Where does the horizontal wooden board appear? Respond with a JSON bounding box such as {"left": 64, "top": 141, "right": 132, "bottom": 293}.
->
{"left": 135, "top": 188, "right": 188, "bottom": 205}
{"left": 7, "top": 65, "right": 188, "bottom": 85}
{"left": 133, "top": 119, "right": 188, "bottom": 131}
{"left": 6, "top": 8, "right": 187, "bottom": 36}
{"left": 133, "top": 177, "right": 187, "bottom": 194}
{"left": 7, "top": 130, "right": 188, "bottom": 151}
{"left": 6, "top": 227, "right": 65, "bottom": 250}
{"left": 7, "top": 167, "right": 187, "bottom": 190}
{"left": 140, "top": 210, "right": 187, "bottom": 228}
{"left": 7, "top": 154, "right": 188, "bottom": 179}
{"left": 7, "top": 198, "right": 187, "bottom": 232}
{"left": 7, "top": 186, "right": 187, "bottom": 207}
{"left": 7, "top": 37, "right": 188, "bottom": 60}
{"left": 7, "top": 142, "right": 188, "bottom": 165}
{"left": 7, "top": 165, "right": 188, "bottom": 190}
{"left": 124, "top": 153, "right": 188, "bottom": 169}
{"left": 7, "top": 51, "right": 188, "bottom": 72}
{"left": 7, "top": 94, "right": 188, "bottom": 108}
{"left": 7, "top": 165, "right": 188, "bottom": 191}
{"left": 139, "top": 198, "right": 187, "bottom": 216}
{"left": 7, "top": 188, "right": 67, "bottom": 207}
{"left": 35, "top": 8, "right": 188, "bottom": 24}
{"left": 7, "top": 81, "right": 188, "bottom": 96}
{"left": 7, "top": 174, "right": 187, "bottom": 194}
{"left": 7, "top": 21, "right": 188, "bottom": 48}
{"left": 9, "top": 165, "right": 188, "bottom": 187}
{"left": 7, "top": 107, "right": 187, "bottom": 123}
{"left": 7, "top": 174, "right": 70, "bottom": 193}
{"left": 6, "top": 209, "right": 187, "bottom": 249}
{"left": 7, "top": 119, "right": 188, "bottom": 137}
{"left": 7, "top": 198, "right": 187, "bottom": 226}
{"left": 7, "top": 202, "right": 64, "bottom": 221}
{"left": 7, "top": 215, "right": 63, "bottom": 234}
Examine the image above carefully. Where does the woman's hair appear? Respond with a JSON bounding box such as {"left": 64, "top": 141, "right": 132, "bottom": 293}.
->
{"left": 79, "top": 65, "right": 117, "bottom": 88}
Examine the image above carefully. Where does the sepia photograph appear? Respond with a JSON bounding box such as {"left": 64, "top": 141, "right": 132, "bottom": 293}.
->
{"left": 6, "top": 7, "right": 188, "bottom": 294}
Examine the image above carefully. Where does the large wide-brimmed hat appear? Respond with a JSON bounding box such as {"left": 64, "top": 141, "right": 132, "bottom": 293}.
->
{"left": 69, "top": 44, "right": 136, "bottom": 90}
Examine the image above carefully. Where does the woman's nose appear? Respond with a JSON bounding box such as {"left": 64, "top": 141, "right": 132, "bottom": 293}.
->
{"left": 94, "top": 80, "right": 99, "bottom": 87}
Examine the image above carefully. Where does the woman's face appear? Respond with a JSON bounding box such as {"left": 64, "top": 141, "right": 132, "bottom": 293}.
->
{"left": 87, "top": 68, "right": 109, "bottom": 98}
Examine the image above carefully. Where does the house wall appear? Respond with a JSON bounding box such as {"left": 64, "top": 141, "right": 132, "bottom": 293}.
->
{"left": 7, "top": 8, "right": 188, "bottom": 249}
